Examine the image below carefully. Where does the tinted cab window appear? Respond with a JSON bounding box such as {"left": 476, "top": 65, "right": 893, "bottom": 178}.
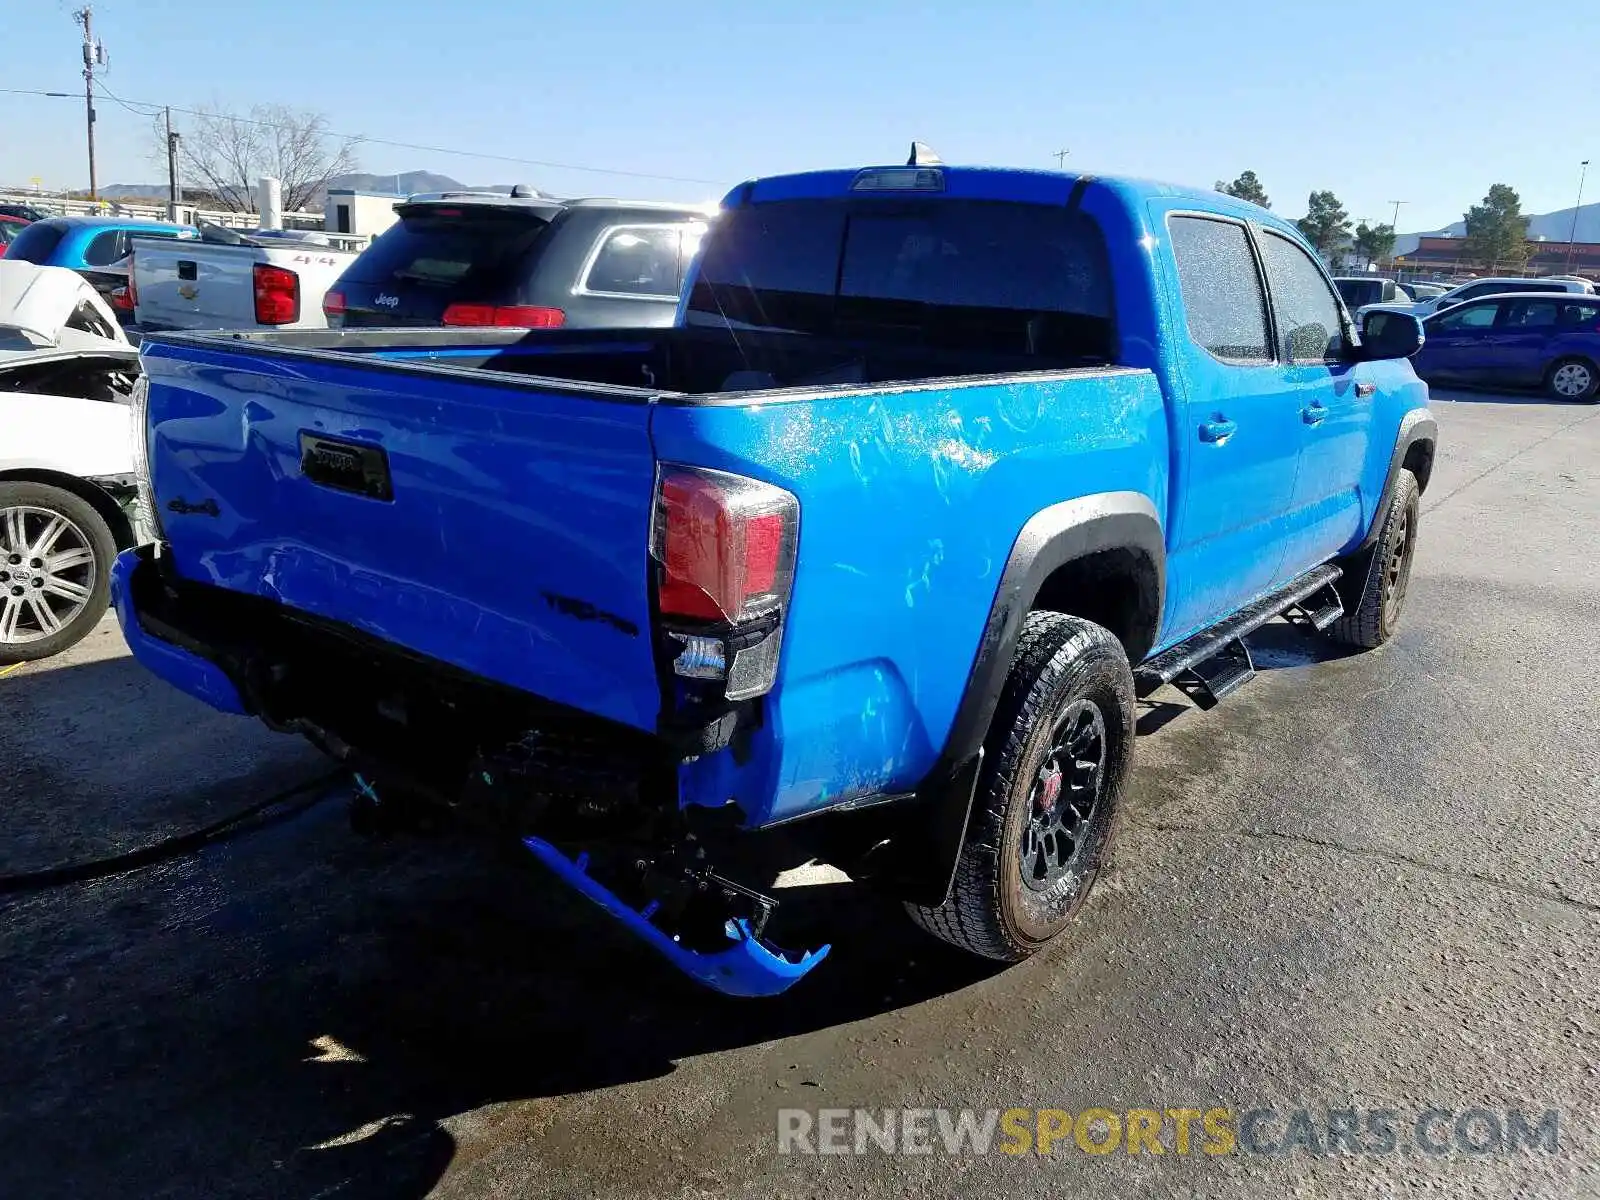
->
{"left": 689, "top": 199, "right": 1114, "bottom": 362}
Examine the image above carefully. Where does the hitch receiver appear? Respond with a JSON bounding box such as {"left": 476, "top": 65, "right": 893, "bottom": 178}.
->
{"left": 523, "top": 837, "right": 829, "bottom": 998}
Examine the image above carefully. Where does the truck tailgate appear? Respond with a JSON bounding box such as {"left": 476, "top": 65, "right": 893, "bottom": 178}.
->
{"left": 137, "top": 337, "right": 663, "bottom": 732}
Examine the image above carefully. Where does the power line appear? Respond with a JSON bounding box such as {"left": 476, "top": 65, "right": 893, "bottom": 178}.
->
{"left": 5, "top": 84, "right": 723, "bottom": 187}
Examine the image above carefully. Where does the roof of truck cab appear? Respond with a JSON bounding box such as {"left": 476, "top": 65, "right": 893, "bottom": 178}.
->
{"left": 726, "top": 165, "right": 1299, "bottom": 234}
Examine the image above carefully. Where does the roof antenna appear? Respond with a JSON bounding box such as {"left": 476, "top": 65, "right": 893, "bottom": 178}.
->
{"left": 907, "top": 142, "right": 943, "bottom": 167}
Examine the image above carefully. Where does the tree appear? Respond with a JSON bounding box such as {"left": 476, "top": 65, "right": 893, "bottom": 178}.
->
{"left": 1461, "top": 184, "right": 1532, "bottom": 273}
{"left": 1351, "top": 222, "right": 1397, "bottom": 268}
{"left": 155, "top": 104, "right": 360, "bottom": 213}
{"left": 1215, "top": 170, "right": 1271, "bottom": 209}
{"left": 1296, "top": 191, "right": 1352, "bottom": 261}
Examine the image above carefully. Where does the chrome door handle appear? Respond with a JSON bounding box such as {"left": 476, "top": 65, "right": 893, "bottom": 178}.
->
{"left": 1199, "top": 418, "right": 1237, "bottom": 443}
{"left": 1302, "top": 404, "right": 1328, "bottom": 426}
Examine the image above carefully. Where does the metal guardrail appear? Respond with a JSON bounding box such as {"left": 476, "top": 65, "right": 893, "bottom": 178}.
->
{"left": 1, "top": 190, "right": 330, "bottom": 229}
{"left": 0, "top": 190, "right": 370, "bottom": 251}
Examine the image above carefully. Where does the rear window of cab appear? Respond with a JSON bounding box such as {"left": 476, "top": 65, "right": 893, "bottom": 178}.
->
{"left": 687, "top": 199, "right": 1114, "bottom": 362}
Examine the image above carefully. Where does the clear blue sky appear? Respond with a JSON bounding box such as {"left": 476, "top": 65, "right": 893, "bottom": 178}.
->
{"left": 3, "top": 0, "right": 1597, "bottom": 232}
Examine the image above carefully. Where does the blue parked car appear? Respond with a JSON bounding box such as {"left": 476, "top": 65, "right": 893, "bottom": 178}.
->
{"left": 113, "top": 155, "right": 1435, "bottom": 996}
{"left": 1405, "top": 292, "right": 1600, "bottom": 401}
{"left": 4, "top": 216, "right": 197, "bottom": 319}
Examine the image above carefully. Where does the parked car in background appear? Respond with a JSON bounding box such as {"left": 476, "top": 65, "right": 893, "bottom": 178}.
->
{"left": 1334, "top": 276, "right": 1411, "bottom": 310}
{"left": 1408, "top": 276, "right": 1593, "bottom": 319}
{"left": 0, "top": 261, "right": 146, "bottom": 663}
{"left": 0, "top": 214, "right": 30, "bottom": 256}
{"left": 131, "top": 223, "right": 359, "bottom": 333}
{"left": 325, "top": 192, "right": 710, "bottom": 329}
{"left": 4, "top": 217, "right": 197, "bottom": 315}
{"left": 1394, "top": 292, "right": 1600, "bottom": 400}
{"left": 0, "top": 202, "right": 50, "bottom": 223}
{"left": 1403, "top": 281, "right": 1448, "bottom": 300}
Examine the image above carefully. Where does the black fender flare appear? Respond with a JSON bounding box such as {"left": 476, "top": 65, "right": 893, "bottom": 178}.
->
{"left": 938, "top": 490, "right": 1165, "bottom": 772}
{"left": 885, "top": 491, "right": 1166, "bottom": 907}
{"left": 1357, "top": 409, "right": 1437, "bottom": 553}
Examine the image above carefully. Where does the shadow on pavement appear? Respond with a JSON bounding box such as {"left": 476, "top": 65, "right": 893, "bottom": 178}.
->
{"left": 0, "top": 652, "right": 326, "bottom": 875}
{"left": 1, "top": 683, "right": 1000, "bottom": 1200}
{"left": 0, "top": 614, "right": 1352, "bottom": 1198}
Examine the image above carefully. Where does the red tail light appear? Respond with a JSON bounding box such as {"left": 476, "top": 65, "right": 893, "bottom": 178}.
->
{"left": 652, "top": 466, "right": 799, "bottom": 700}
{"left": 109, "top": 285, "right": 133, "bottom": 312}
{"left": 441, "top": 303, "right": 565, "bottom": 328}
{"left": 127, "top": 259, "right": 138, "bottom": 309}
{"left": 252, "top": 263, "right": 300, "bottom": 325}
{"left": 322, "top": 289, "right": 347, "bottom": 322}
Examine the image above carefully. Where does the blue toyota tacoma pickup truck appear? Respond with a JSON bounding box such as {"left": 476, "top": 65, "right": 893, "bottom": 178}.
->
{"left": 113, "top": 156, "right": 1436, "bottom": 997}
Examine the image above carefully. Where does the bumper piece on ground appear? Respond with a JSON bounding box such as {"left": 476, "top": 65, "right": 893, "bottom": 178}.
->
{"left": 523, "top": 836, "right": 830, "bottom": 997}
{"left": 110, "top": 548, "right": 248, "bottom": 715}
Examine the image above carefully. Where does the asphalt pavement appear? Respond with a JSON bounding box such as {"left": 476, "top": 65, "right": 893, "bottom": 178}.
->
{"left": 2, "top": 390, "right": 1597, "bottom": 1200}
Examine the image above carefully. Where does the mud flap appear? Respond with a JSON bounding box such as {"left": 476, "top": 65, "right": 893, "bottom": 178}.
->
{"left": 523, "top": 837, "right": 829, "bottom": 998}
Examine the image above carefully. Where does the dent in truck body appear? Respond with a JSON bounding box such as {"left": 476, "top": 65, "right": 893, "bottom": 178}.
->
{"left": 649, "top": 366, "right": 1169, "bottom": 827}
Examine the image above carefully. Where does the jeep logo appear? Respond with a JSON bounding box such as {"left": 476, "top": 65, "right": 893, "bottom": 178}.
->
{"left": 373, "top": 293, "right": 400, "bottom": 309}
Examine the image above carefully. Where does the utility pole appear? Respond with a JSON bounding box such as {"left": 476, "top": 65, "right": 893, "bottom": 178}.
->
{"left": 1565, "top": 160, "right": 1589, "bottom": 273}
{"left": 1388, "top": 199, "right": 1407, "bottom": 230}
{"left": 165, "top": 107, "right": 182, "bottom": 219}
{"left": 74, "top": 7, "right": 105, "bottom": 201}
{"left": 1052, "top": 148, "right": 1070, "bottom": 169}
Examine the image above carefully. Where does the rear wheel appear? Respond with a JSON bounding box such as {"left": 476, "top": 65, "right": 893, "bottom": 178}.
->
{"left": 1328, "top": 468, "right": 1419, "bottom": 650}
{"left": 0, "top": 482, "right": 116, "bottom": 664}
{"left": 1547, "top": 357, "right": 1599, "bottom": 401}
{"left": 905, "top": 612, "right": 1135, "bottom": 962}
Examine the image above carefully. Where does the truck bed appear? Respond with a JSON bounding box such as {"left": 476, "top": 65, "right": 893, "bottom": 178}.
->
{"left": 155, "top": 319, "right": 1115, "bottom": 399}
{"left": 134, "top": 322, "right": 1160, "bottom": 823}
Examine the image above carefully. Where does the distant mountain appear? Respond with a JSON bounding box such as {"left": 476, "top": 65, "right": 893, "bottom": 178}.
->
{"left": 1392, "top": 200, "right": 1600, "bottom": 257}
{"left": 322, "top": 170, "right": 470, "bottom": 196}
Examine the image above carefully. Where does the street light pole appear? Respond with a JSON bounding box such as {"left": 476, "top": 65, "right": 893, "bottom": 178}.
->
{"left": 1565, "top": 160, "right": 1590, "bottom": 273}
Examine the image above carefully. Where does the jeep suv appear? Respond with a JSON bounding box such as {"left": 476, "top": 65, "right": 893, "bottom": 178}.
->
{"left": 324, "top": 194, "right": 711, "bottom": 330}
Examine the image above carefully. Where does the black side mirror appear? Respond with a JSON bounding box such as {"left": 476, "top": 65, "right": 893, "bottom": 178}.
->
{"left": 1359, "top": 309, "right": 1424, "bottom": 360}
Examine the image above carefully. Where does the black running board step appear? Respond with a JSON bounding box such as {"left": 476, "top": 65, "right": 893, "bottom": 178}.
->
{"left": 1134, "top": 563, "right": 1343, "bottom": 697}
{"left": 1287, "top": 582, "right": 1345, "bottom": 632}
{"left": 1178, "top": 636, "right": 1254, "bottom": 709}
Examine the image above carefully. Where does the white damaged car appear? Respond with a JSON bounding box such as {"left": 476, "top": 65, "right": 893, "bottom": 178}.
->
{"left": 0, "top": 260, "right": 146, "bottom": 662}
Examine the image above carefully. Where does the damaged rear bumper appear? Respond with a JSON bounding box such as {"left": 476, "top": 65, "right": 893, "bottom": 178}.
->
{"left": 111, "top": 545, "right": 831, "bottom": 998}
{"left": 110, "top": 548, "right": 248, "bottom": 715}
{"left": 524, "top": 837, "right": 829, "bottom": 997}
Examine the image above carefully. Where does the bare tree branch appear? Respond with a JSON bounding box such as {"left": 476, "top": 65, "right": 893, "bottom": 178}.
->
{"left": 153, "top": 103, "right": 360, "bottom": 213}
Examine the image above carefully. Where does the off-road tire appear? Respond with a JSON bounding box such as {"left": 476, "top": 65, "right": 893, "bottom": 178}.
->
{"left": 0, "top": 481, "right": 117, "bottom": 664}
{"left": 906, "top": 612, "right": 1135, "bottom": 962}
{"left": 1327, "top": 468, "right": 1419, "bottom": 650}
{"left": 1546, "top": 357, "right": 1599, "bottom": 402}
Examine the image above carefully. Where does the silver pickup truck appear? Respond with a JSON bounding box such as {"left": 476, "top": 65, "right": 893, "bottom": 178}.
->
{"left": 131, "top": 226, "right": 363, "bottom": 333}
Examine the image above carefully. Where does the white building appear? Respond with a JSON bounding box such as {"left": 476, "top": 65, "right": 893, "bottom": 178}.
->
{"left": 324, "top": 189, "right": 404, "bottom": 239}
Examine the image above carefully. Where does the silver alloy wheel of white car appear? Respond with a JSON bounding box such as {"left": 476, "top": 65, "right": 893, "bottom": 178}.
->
{"left": 0, "top": 505, "right": 98, "bottom": 645}
{"left": 1551, "top": 361, "right": 1595, "bottom": 399}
